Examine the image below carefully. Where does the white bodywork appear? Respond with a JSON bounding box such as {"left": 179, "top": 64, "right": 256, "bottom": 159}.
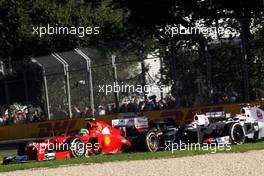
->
{"left": 193, "top": 114, "right": 210, "bottom": 126}
{"left": 237, "top": 106, "right": 264, "bottom": 140}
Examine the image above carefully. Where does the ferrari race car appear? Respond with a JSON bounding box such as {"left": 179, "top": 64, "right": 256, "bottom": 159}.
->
{"left": 2, "top": 118, "right": 131, "bottom": 165}
{"left": 112, "top": 116, "right": 178, "bottom": 152}
{"left": 182, "top": 105, "right": 264, "bottom": 145}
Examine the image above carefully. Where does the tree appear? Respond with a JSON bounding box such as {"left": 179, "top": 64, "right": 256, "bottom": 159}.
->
{"left": 0, "top": 0, "right": 137, "bottom": 109}
{"left": 0, "top": 0, "right": 127, "bottom": 61}
{"left": 112, "top": 0, "right": 264, "bottom": 101}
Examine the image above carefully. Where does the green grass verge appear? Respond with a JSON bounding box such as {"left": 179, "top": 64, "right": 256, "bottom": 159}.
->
{"left": 1, "top": 142, "right": 264, "bottom": 173}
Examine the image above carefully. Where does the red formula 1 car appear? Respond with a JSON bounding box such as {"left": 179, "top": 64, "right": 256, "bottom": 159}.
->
{"left": 2, "top": 118, "right": 131, "bottom": 164}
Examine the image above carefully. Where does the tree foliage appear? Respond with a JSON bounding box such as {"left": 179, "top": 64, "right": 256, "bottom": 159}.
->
{"left": 0, "top": 0, "right": 264, "bottom": 109}
{"left": 0, "top": 0, "right": 126, "bottom": 61}
{"left": 112, "top": 0, "right": 264, "bottom": 101}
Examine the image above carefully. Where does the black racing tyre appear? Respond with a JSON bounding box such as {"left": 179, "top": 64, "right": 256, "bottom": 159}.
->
{"left": 145, "top": 131, "right": 159, "bottom": 152}
{"left": 17, "top": 143, "right": 27, "bottom": 156}
{"left": 2, "top": 156, "right": 15, "bottom": 165}
{"left": 229, "top": 123, "right": 245, "bottom": 145}
{"left": 86, "top": 138, "right": 101, "bottom": 156}
{"left": 67, "top": 137, "right": 85, "bottom": 158}
{"left": 253, "top": 131, "right": 259, "bottom": 142}
{"left": 17, "top": 141, "right": 34, "bottom": 156}
{"left": 253, "top": 123, "right": 259, "bottom": 142}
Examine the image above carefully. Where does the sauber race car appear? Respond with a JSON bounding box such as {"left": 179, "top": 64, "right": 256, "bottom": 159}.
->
{"left": 2, "top": 118, "right": 131, "bottom": 165}
{"left": 182, "top": 112, "right": 240, "bottom": 144}
{"left": 112, "top": 116, "right": 178, "bottom": 152}
{"left": 182, "top": 105, "right": 264, "bottom": 145}
{"left": 235, "top": 105, "right": 264, "bottom": 141}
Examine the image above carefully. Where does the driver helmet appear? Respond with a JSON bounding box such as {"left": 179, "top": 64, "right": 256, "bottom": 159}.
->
{"left": 79, "top": 128, "right": 89, "bottom": 136}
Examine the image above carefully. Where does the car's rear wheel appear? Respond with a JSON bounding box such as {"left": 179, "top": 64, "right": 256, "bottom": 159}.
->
{"left": 85, "top": 138, "right": 101, "bottom": 157}
{"left": 145, "top": 131, "right": 159, "bottom": 152}
{"left": 17, "top": 143, "right": 27, "bottom": 156}
{"left": 17, "top": 141, "right": 35, "bottom": 156}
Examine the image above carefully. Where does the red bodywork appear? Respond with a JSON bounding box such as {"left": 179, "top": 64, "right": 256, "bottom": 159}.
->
{"left": 26, "top": 120, "right": 131, "bottom": 161}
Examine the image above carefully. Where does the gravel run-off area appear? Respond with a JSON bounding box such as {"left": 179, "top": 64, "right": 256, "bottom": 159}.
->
{"left": 2, "top": 150, "right": 264, "bottom": 176}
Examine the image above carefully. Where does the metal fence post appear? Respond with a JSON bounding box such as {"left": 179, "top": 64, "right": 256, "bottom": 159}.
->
{"left": 74, "top": 48, "right": 95, "bottom": 116}
{"left": 43, "top": 70, "right": 51, "bottom": 120}
{"left": 203, "top": 40, "right": 213, "bottom": 103}
{"left": 52, "top": 53, "right": 73, "bottom": 118}
{"left": 23, "top": 71, "right": 29, "bottom": 104}
{"left": 31, "top": 58, "right": 51, "bottom": 120}
{"left": 240, "top": 31, "right": 250, "bottom": 101}
{"left": 112, "top": 55, "right": 119, "bottom": 112}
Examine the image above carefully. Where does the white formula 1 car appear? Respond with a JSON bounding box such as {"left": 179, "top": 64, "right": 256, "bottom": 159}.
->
{"left": 235, "top": 105, "right": 264, "bottom": 140}
{"left": 184, "top": 105, "right": 264, "bottom": 144}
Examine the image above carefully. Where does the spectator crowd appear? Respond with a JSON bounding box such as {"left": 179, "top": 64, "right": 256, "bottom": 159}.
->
{"left": 73, "top": 92, "right": 241, "bottom": 117}
{"left": 0, "top": 92, "right": 242, "bottom": 126}
{"left": 0, "top": 104, "right": 43, "bottom": 126}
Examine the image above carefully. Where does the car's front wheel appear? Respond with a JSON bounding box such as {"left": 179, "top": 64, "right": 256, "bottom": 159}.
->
{"left": 229, "top": 123, "right": 245, "bottom": 144}
{"left": 67, "top": 137, "right": 85, "bottom": 158}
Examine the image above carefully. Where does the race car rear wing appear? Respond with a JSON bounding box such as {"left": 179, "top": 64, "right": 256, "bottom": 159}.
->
{"left": 112, "top": 116, "right": 149, "bottom": 129}
{"left": 205, "top": 111, "right": 231, "bottom": 118}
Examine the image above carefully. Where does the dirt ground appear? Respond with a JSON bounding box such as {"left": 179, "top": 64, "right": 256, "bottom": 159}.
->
{"left": 2, "top": 150, "right": 264, "bottom": 176}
